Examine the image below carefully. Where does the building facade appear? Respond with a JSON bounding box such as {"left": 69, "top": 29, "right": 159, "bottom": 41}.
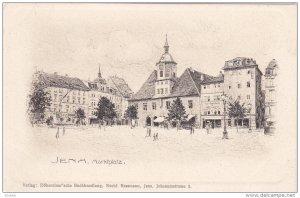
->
{"left": 223, "top": 57, "right": 264, "bottom": 129}
{"left": 264, "top": 59, "right": 278, "bottom": 125}
{"left": 37, "top": 71, "right": 90, "bottom": 124}
{"left": 129, "top": 37, "right": 265, "bottom": 130}
{"left": 36, "top": 67, "right": 133, "bottom": 125}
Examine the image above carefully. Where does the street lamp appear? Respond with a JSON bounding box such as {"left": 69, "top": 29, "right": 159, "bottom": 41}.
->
{"left": 221, "top": 93, "right": 228, "bottom": 139}
{"left": 247, "top": 103, "right": 252, "bottom": 133}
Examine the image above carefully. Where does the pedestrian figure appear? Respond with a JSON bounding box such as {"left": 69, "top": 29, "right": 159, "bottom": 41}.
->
{"left": 146, "top": 126, "right": 149, "bottom": 137}
{"left": 156, "top": 133, "right": 159, "bottom": 140}
{"left": 205, "top": 123, "right": 210, "bottom": 135}
{"left": 56, "top": 127, "right": 60, "bottom": 140}
{"left": 190, "top": 124, "right": 194, "bottom": 135}
{"left": 63, "top": 126, "right": 66, "bottom": 135}
{"left": 153, "top": 133, "right": 156, "bottom": 141}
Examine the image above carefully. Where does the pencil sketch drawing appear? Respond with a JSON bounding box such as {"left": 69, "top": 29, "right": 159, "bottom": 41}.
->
{"left": 28, "top": 35, "right": 277, "bottom": 137}
{"left": 4, "top": 3, "right": 296, "bottom": 193}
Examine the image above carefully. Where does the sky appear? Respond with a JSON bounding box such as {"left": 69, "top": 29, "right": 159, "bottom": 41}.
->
{"left": 4, "top": 3, "right": 297, "bottom": 92}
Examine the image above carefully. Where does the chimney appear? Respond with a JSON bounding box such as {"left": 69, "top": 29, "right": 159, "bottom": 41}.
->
{"left": 65, "top": 74, "right": 68, "bottom": 77}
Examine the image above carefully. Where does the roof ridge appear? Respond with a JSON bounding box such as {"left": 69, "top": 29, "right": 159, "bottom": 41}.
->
{"left": 186, "top": 68, "right": 201, "bottom": 96}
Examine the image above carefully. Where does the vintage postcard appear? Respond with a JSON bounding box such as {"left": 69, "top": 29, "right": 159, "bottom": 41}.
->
{"left": 3, "top": 3, "right": 297, "bottom": 193}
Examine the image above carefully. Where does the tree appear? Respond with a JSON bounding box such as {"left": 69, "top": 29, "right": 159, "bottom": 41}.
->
{"left": 95, "top": 97, "right": 117, "bottom": 126}
{"left": 124, "top": 105, "right": 138, "bottom": 128}
{"left": 75, "top": 108, "right": 86, "bottom": 125}
{"left": 28, "top": 81, "right": 51, "bottom": 125}
{"left": 228, "top": 100, "right": 247, "bottom": 132}
{"left": 167, "top": 97, "right": 186, "bottom": 130}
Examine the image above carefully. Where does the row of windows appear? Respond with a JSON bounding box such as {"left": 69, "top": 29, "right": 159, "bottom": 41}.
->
{"left": 204, "top": 110, "right": 221, "bottom": 115}
{"left": 228, "top": 69, "right": 254, "bottom": 78}
{"left": 228, "top": 81, "right": 251, "bottom": 89}
{"left": 203, "top": 83, "right": 221, "bottom": 89}
{"left": 90, "top": 93, "right": 121, "bottom": 102}
{"left": 159, "top": 71, "right": 176, "bottom": 78}
{"left": 157, "top": 88, "right": 168, "bottom": 95}
{"left": 142, "top": 100, "right": 193, "bottom": 111}
{"left": 156, "top": 81, "right": 169, "bottom": 85}
{"left": 51, "top": 104, "right": 87, "bottom": 113}
{"left": 203, "top": 94, "right": 251, "bottom": 102}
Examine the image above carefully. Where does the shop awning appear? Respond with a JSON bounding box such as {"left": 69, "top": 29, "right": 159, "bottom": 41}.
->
{"left": 153, "top": 117, "right": 165, "bottom": 123}
{"left": 187, "top": 114, "right": 196, "bottom": 120}
{"left": 266, "top": 118, "right": 276, "bottom": 122}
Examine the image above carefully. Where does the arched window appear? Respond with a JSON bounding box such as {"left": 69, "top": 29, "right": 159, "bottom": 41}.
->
{"left": 160, "top": 71, "right": 163, "bottom": 77}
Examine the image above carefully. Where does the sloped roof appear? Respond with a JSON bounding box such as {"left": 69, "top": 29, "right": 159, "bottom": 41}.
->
{"left": 223, "top": 57, "right": 257, "bottom": 69}
{"left": 157, "top": 53, "right": 176, "bottom": 63}
{"left": 109, "top": 76, "right": 134, "bottom": 98}
{"left": 267, "top": 59, "right": 278, "bottom": 68}
{"left": 38, "top": 72, "right": 90, "bottom": 91}
{"left": 130, "top": 70, "right": 157, "bottom": 100}
{"left": 170, "top": 69, "right": 199, "bottom": 97}
{"left": 130, "top": 68, "right": 225, "bottom": 101}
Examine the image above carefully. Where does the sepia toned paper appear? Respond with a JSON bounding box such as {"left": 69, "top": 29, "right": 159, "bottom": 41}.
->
{"left": 3, "top": 3, "right": 297, "bottom": 192}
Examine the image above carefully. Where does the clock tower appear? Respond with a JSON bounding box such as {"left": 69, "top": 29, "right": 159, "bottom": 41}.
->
{"left": 155, "top": 35, "right": 177, "bottom": 97}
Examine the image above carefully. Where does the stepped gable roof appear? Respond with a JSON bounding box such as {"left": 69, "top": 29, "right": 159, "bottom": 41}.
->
{"left": 38, "top": 72, "right": 90, "bottom": 91}
{"left": 109, "top": 76, "right": 134, "bottom": 98}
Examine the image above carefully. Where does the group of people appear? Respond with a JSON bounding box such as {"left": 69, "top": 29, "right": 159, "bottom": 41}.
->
{"left": 145, "top": 125, "right": 159, "bottom": 141}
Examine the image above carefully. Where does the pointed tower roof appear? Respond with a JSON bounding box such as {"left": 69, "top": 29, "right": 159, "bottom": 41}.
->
{"left": 157, "top": 34, "right": 176, "bottom": 64}
{"left": 98, "top": 64, "right": 102, "bottom": 78}
{"left": 164, "top": 34, "right": 169, "bottom": 53}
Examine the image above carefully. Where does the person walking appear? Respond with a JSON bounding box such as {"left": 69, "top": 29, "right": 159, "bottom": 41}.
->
{"left": 205, "top": 122, "right": 210, "bottom": 135}
{"left": 190, "top": 123, "right": 194, "bottom": 135}
{"left": 56, "top": 127, "right": 60, "bottom": 140}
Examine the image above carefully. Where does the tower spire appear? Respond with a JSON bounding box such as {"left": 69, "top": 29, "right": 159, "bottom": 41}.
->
{"left": 98, "top": 63, "right": 101, "bottom": 78}
{"left": 164, "top": 34, "right": 169, "bottom": 53}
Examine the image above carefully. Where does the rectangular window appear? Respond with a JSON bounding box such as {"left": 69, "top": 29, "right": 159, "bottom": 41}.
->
{"left": 143, "top": 103, "right": 147, "bottom": 111}
{"left": 165, "top": 81, "right": 168, "bottom": 84}
{"left": 165, "top": 88, "right": 168, "bottom": 94}
{"left": 160, "top": 71, "right": 163, "bottom": 77}
{"left": 188, "top": 100, "right": 193, "bottom": 108}
{"left": 166, "top": 101, "right": 171, "bottom": 109}
{"left": 247, "top": 95, "right": 250, "bottom": 99}
{"left": 208, "top": 96, "right": 210, "bottom": 102}
{"left": 229, "top": 85, "right": 231, "bottom": 89}
{"left": 247, "top": 81, "right": 251, "bottom": 87}
{"left": 152, "top": 102, "right": 156, "bottom": 110}
{"left": 161, "top": 88, "right": 164, "bottom": 94}
{"left": 157, "top": 89, "right": 160, "bottom": 94}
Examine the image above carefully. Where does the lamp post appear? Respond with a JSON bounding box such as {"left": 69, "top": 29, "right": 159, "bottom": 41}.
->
{"left": 221, "top": 93, "right": 228, "bottom": 139}
{"left": 247, "top": 103, "right": 252, "bottom": 133}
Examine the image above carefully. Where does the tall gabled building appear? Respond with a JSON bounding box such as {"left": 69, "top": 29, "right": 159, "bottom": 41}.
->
{"left": 264, "top": 59, "right": 278, "bottom": 126}
{"left": 129, "top": 36, "right": 218, "bottom": 127}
